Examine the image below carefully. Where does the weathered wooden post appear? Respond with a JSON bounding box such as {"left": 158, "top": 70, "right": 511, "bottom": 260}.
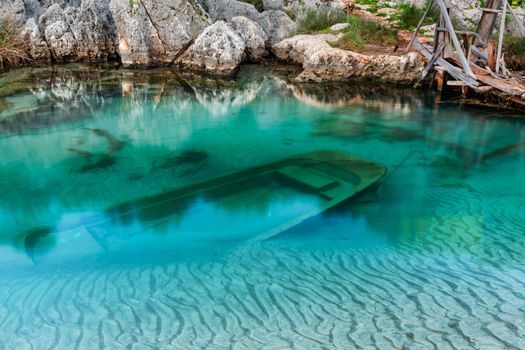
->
{"left": 476, "top": 0, "right": 504, "bottom": 45}
{"left": 433, "top": 0, "right": 452, "bottom": 91}
{"left": 495, "top": 0, "right": 507, "bottom": 75}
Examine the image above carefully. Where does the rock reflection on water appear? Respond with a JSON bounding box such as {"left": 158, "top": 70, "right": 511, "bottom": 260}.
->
{"left": 287, "top": 81, "right": 427, "bottom": 113}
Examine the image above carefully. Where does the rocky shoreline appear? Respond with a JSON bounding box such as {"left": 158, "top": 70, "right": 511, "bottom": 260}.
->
{"left": 2, "top": 0, "right": 428, "bottom": 83}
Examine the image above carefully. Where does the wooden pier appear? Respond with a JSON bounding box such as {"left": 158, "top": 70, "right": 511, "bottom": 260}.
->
{"left": 407, "top": 0, "right": 525, "bottom": 107}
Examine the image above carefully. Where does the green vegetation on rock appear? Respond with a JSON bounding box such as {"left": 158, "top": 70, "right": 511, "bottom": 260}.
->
{"left": 297, "top": 9, "right": 347, "bottom": 33}
{"left": 333, "top": 14, "right": 397, "bottom": 51}
{"left": 240, "top": 0, "right": 265, "bottom": 12}
{"left": 392, "top": 2, "right": 438, "bottom": 30}
{"left": 504, "top": 36, "right": 525, "bottom": 70}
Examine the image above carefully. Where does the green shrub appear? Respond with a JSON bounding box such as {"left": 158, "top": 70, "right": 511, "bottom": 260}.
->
{"left": 354, "top": 0, "right": 380, "bottom": 13}
{"left": 504, "top": 36, "right": 525, "bottom": 70}
{"left": 240, "top": 0, "right": 264, "bottom": 12}
{"left": 393, "top": 2, "right": 437, "bottom": 30}
{"left": 333, "top": 14, "right": 397, "bottom": 51}
{"left": 297, "top": 9, "right": 347, "bottom": 34}
{"left": 0, "top": 18, "right": 31, "bottom": 71}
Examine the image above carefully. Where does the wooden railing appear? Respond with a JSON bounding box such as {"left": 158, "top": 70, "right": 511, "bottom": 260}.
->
{"left": 406, "top": 0, "right": 525, "bottom": 106}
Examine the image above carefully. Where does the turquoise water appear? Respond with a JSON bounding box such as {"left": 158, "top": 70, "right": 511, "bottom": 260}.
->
{"left": 0, "top": 65, "right": 524, "bottom": 349}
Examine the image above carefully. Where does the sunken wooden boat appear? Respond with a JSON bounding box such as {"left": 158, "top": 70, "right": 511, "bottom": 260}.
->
{"left": 96, "top": 150, "right": 386, "bottom": 243}
{"left": 21, "top": 151, "right": 386, "bottom": 263}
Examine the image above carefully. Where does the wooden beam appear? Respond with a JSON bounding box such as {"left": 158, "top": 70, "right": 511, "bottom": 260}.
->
{"left": 436, "top": 0, "right": 475, "bottom": 77}
{"left": 419, "top": 41, "right": 445, "bottom": 82}
{"left": 487, "top": 40, "right": 498, "bottom": 71}
{"left": 471, "top": 46, "right": 488, "bottom": 62}
{"left": 463, "top": 33, "right": 473, "bottom": 96}
{"left": 405, "top": 0, "right": 435, "bottom": 53}
{"left": 480, "top": 7, "right": 525, "bottom": 17}
{"left": 436, "top": 68, "right": 446, "bottom": 91}
{"left": 414, "top": 40, "right": 480, "bottom": 89}
{"left": 495, "top": 1, "right": 507, "bottom": 75}
{"left": 450, "top": 55, "right": 525, "bottom": 95}
{"left": 478, "top": 86, "right": 494, "bottom": 93}
{"left": 509, "top": 97, "right": 525, "bottom": 106}
{"left": 476, "top": 0, "right": 503, "bottom": 45}
{"left": 447, "top": 80, "right": 493, "bottom": 93}
{"left": 447, "top": 80, "right": 468, "bottom": 86}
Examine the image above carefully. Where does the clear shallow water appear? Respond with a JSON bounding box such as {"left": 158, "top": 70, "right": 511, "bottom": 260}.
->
{"left": 0, "top": 65, "right": 525, "bottom": 349}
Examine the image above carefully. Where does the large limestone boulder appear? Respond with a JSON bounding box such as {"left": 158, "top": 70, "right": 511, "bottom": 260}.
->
{"left": 109, "top": 0, "right": 210, "bottom": 67}
{"left": 20, "top": 18, "right": 51, "bottom": 62}
{"left": 34, "top": 0, "right": 117, "bottom": 62}
{"left": 178, "top": 21, "right": 246, "bottom": 76}
{"left": 230, "top": 16, "right": 268, "bottom": 62}
{"left": 69, "top": 0, "right": 118, "bottom": 61}
{"left": 0, "top": 0, "right": 39, "bottom": 23}
{"left": 38, "top": 4, "right": 77, "bottom": 61}
{"left": 273, "top": 34, "right": 424, "bottom": 83}
{"left": 256, "top": 10, "right": 296, "bottom": 46}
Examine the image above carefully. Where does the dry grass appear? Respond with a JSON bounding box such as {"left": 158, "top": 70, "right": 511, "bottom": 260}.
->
{"left": 0, "top": 18, "right": 31, "bottom": 71}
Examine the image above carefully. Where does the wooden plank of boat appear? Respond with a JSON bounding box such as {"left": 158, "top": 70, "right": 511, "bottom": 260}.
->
{"left": 277, "top": 165, "right": 338, "bottom": 191}
{"left": 89, "top": 150, "right": 385, "bottom": 242}
{"left": 251, "top": 151, "right": 386, "bottom": 241}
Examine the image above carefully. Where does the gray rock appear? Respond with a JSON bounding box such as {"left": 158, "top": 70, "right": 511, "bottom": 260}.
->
{"left": 178, "top": 21, "right": 246, "bottom": 76}
{"left": 200, "top": 0, "right": 261, "bottom": 22}
{"left": 39, "top": 4, "right": 77, "bottom": 61}
{"left": 20, "top": 18, "right": 51, "bottom": 62}
{"left": 109, "top": 0, "right": 210, "bottom": 67}
{"left": 69, "top": 0, "right": 118, "bottom": 62}
{"left": 33, "top": 0, "right": 117, "bottom": 62}
{"left": 262, "top": 0, "right": 342, "bottom": 18}
{"left": 507, "top": 6, "right": 525, "bottom": 37}
{"left": 108, "top": 0, "right": 153, "bottom": 66}
{"left": 230, "top": 16, "right": 267, "bottom": 62}
{"left": 256, "top": 10, "right": 296, "bottom": 46}
{"left": 273, "top": 34, "right": 424, "bottom": 83}
{"left": 330, "top": 23, "right": 349, "bottom": 31}
{"left": 0, "top": 0, "right": 39, "bottom": 23}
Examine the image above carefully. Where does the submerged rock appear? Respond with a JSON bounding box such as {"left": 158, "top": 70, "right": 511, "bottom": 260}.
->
{"left": 157, "top": 150, "right": 209, "bottom": 169}
{"left": 273, "top": 34, "right": 424, "bottom": 83}
{"left": 178, "top": 21, "right": 246, "bottom": 76}
{"left": 77, "top": 155, "right": 117, "bottom": 172}
{"left": 176, "top": 150, "right": 208, "bottom": 163}
{"left": 87, "top": 128, "right": 126, "bottom": 154}
{"left": 230, "top": 16, "right": 268, "bottom": 62}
